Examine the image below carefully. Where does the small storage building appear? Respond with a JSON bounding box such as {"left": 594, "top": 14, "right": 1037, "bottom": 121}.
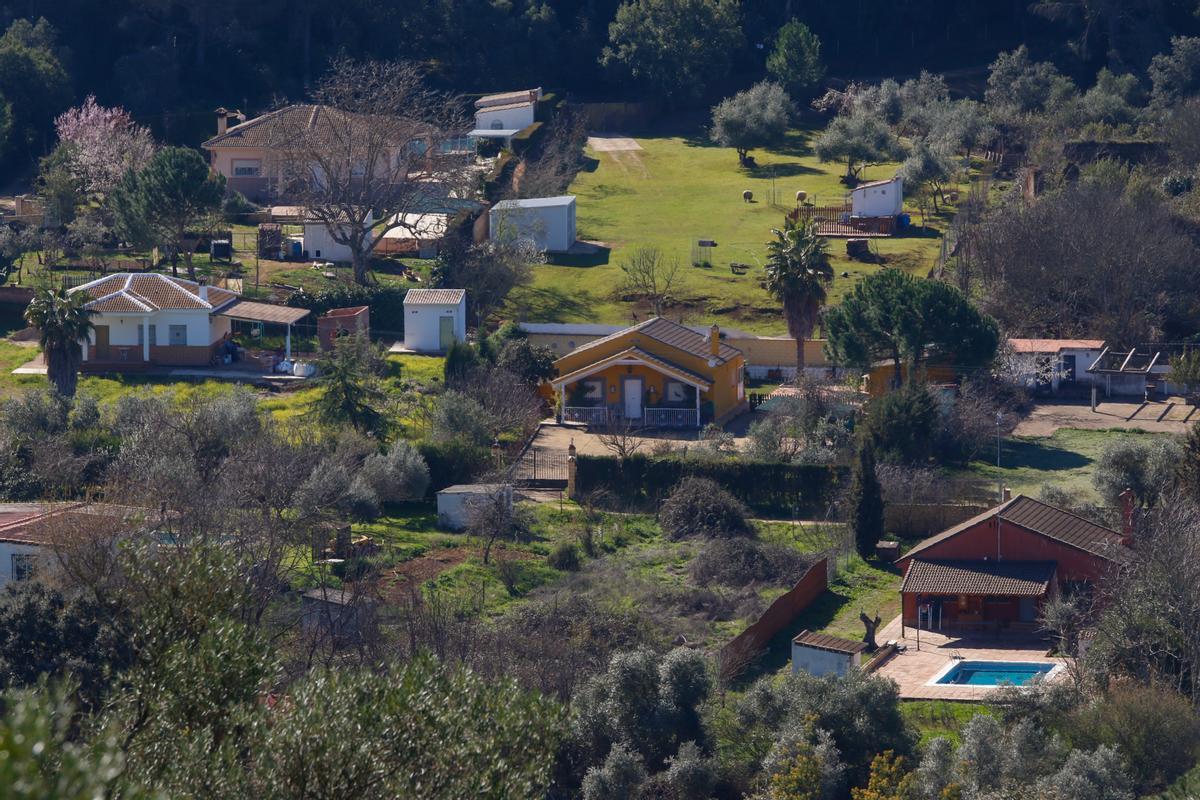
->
{"left": 403, "top": 289, "right": 466, "bottom": 353}
{"left": 791, "top": 629, "right": 868, "bottom": 677}
{"left": 850, "top": 177, "right": 903, "bottom": 218}
{"left": 436, "top": 484, "right": 513, "bottom": 531}
{"left": 489, "top": 195, "right": 577, "bottom": 252}
{"left": 302, "top": 213, "right": 374, "bottom": 264}
{"left": 317, "top": 306, "right": 370, "bottom": 351}
{"left": 472, "top": 88, "right": 541, "bottom": 142}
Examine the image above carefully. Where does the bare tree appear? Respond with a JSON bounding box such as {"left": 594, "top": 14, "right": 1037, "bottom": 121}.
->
{"left": 619, "top": 246, "right": 680, "bottom": 317}
{"left": 433, "top": 235, "right": 540, "bottom": 328}
{"left": 513, "top": 103, "right": 588, "bottom": 199}
{"left": 272, "top": 58, "right": 473, "bottom": 285}
{"left": 595, "top": 416, "right": 646, "bottom": 459}
{"left": 466, "top": 488, "right": 527, "bottom": 565}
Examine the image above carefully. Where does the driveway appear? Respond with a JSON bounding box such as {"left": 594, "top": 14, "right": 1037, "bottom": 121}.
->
{"left": 1014, "top": 400, "right": 1196, "bottom": 437}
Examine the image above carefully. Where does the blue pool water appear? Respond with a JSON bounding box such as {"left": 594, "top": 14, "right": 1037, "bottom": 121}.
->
{"left": 936, "top": 661, "right": 1055, "bottom": 686}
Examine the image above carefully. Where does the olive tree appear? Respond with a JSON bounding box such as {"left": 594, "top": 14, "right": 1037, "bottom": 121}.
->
{"left": 710, "top": 81, "right": 793, "bottom": 166}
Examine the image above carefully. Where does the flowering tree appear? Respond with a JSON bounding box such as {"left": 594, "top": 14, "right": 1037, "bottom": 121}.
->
{"left": 54, "top": 96, "right": 155, "bottom": 197}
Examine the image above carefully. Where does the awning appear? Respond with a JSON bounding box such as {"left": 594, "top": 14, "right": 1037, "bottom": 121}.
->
{"left": 901, "top": 559, "right": 1056, "bottom": 597}
{"left": 216, "top": 300, "right": 311, "bottom": 326}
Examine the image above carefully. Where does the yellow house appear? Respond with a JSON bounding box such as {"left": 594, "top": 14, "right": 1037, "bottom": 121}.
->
{"left": 551, "top": 318, "right": 748, "bottom": 428}
{"left": 862, "top": 360, "right": 960, "bottom": 397}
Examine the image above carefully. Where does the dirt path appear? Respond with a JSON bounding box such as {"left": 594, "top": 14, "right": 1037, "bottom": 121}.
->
{"left": 1014, "top": 400, "right": 1194, "bottom": 437}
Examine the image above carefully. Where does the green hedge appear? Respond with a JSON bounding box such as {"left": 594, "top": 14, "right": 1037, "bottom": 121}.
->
{"left": 287, "top": 284, "right": 408, "bottom": 338}
{"left": 484, "top": 151, "right": 516, "bottom": 201}
{"left": 575, "top": 454, "right": 846, "bottom": 515}
{"left": 509, "top": 121, "right": 545, "bottom": 157}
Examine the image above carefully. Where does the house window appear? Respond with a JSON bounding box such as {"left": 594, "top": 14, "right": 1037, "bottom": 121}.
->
{"left": 350, "top": 161, "right": 366, "bottom": 177}
{"left": 491, "top": 119, "right": 504, "bottom": 130}
{"left": 407, "top": 138, "right": 428, "bottom": 156}
{"left": 583, "top": 379, "right": 603, "bottom": 401}
{"left": 666, "top": 382, "right": 688, "bottom": 403}
{"left": 169, "top": 325, "right": 188, "bottom": 346}
{"left": 11, "top": 553, "right": 35, "bottom": 582}
{"left": 231, "top": 159, "right": 261, "bottom": 177}
{"left": 136, "top": 324, "right": 157, "bottom": 347}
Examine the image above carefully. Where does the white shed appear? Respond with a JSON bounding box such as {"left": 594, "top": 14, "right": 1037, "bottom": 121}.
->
{"left": 474, "top": 88, "right": 540, "bottom": 133}
{"left": 489, "top": 195, "right": 577, "bottom": 252}
{"left": 850, "top": 177, "right": 903, "bottom": 218}
{"left": 302, "top": 213, "right": 375, "bottom": 264}
{"left": 791, "top": 630, "right": 868, "bottom": 677}
{"left": 403, "top": 288, "right": 467, "bottom": 353}
{"left": 436, "top": 484, "right": 513, "bottom": 530}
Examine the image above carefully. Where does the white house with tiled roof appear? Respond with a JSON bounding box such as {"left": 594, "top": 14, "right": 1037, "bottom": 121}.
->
{"left": 70, "top": 273, "right": 240, "bottom": 368}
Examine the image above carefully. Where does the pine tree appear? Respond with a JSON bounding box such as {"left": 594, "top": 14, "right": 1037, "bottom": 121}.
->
{"left": 851, "top": 441, "right": 885, "bottom": 558}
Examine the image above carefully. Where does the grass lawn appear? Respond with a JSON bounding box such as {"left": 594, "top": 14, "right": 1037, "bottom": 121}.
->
{"left": 901, "top": 700, "right": 998, "bottom": 747}
{"left": 508, "top": 124, "right": 965, "bottom": 334}
{"left": 961, "top": 427, "right": 1170, "bottom": 501}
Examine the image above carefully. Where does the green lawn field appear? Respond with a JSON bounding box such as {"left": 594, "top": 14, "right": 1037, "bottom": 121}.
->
{"left": 508, "top": 125, "right": 961, "bottom": 335}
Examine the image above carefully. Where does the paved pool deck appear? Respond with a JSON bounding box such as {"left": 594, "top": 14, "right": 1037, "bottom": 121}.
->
{"left": 872, "top": 615, "right": 1065, "bottom": 701}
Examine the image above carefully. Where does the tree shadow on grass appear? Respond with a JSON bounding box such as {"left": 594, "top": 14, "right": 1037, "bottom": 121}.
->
{"left": 999, "top": 438, "right": 1092, "bottom": 472}
{"left": 745, "top": 161, "right": 822, "bottom": 179}
{"left": 772, "top": 130, "right": 816, "bottom": 159}
{"left": 505, "top": 285, "right": 592, "bottom": 321}
{"left": 734, "top": 587, "right": 850, "bottom": 688}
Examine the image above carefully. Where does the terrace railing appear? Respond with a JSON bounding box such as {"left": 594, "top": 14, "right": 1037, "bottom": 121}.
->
{"left": 643, "top": 407, "right": 698, "bottom": 428}
{"left": 563, "top": 406, "right": 608, "bottom": 427}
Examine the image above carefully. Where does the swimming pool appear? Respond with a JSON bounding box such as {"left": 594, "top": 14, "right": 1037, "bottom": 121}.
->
{"left": 932, "top": 660, "right": 1058, "bottom": 687}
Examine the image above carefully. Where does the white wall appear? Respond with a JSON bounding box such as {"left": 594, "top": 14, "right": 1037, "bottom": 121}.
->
{"left": 86, "top": 309, "right": 218, "bottom": 357}
{"left": 851, "top": 178, "right": 903, "bottom": 217}
{"left": 490, "top": 202, "right": 576, "bottom": 252}
{"left": 791, "top": 644, "right": 860, "bottom": 677}
{"left": 436, "top": 486, "right": 511, "bottom": 530}
{"left": 304, "top": 216, "right": 375, "bottom": 264}
{"left": 0, "top": 542, "right": 48, "bottom": 590}
{"left": 475, "top": 104, "right": 535, "bottom": 132}
{"left": 404, "top": 299, "right": 467, "bottom": 352}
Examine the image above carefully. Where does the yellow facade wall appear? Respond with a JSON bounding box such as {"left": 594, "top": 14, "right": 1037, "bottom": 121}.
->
{"left": 553, "top": 329, "right": 747, "bottom": 422}
{"left": 863, "top": 362, "right": 960, "bottom": 397}
{"left": 531, "top": 331, "right": 832, "bottom": 372}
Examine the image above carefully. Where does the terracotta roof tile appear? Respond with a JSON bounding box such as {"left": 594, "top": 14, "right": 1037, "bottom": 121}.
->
{"left": 405, "top": 289, "right": 465, "bottom": 305}
{"left": 901, "top": 495, "right": 1130, "bottom": 565}
{"left": 901, "top": 559, "right": 1056, "bottom": 597}
{"left": 70, "top": 273, "right": 240, "bottom": 313}
{"left": 793, "top": 629, "right": 869, "bottom": 655}
{"left": 1008, "top": 338, "right": 1105, "bottom": 353}
{"left": 562, "top": 317, "right": 742, "bottom": 364}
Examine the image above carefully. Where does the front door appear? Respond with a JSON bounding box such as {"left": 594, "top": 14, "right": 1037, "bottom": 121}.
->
{"left": 94, "top": 325, "right": 110, "bottom": 360}
{"left": 1018, "top": 597, "right": 1037, "bottom": 623}
{"left": 623, "top": 378, "right": 643, "bottom": 419}
{"left": 438, "top": 315, "right": 455, "bottom": 351}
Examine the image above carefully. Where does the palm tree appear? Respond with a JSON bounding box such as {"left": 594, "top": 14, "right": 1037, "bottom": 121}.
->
{"left": 24, "top": 288, "right": 95, "bottom": 398}
{"left": 762, "top": 218, "right": 833, "bottom": 374}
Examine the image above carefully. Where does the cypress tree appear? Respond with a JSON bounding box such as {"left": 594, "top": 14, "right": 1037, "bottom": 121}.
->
{"left": 1179, "top": 421, "right": 1200, "bottom": 502}
{"left": 851, "top": 441, "right": 885, "bottom": 558}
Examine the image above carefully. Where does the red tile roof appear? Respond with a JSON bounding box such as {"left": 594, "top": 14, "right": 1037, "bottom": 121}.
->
{"left": 1008, "top": 338, "right": 1105, "bottom": 353}
{"left": 561, "top": 317, "right": 742, "bottom": 364}
{"left": 902, "top": 495, "right": 1131, "bottom": 564}
{"left": 901, "top": 559, "right": 1056, "bottom": 597}
{"left": 71, "top": 273, "right": 239, "bottom": 313}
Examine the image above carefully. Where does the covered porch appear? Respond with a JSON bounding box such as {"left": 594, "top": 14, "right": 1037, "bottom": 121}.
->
{"left": 900, "top": 559, "right": 1057, "bottom": 637}
{"left": 215, "top": 300, "right": 312, "bottom": 361}
{"left": 552, "top": 346, "right": 710, "bottom": 429}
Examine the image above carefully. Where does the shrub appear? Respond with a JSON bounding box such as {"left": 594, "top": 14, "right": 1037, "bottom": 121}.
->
{"left": 497, "top": 559, "right": 522, "bottom": 594}
{"left": 356, "top": 440, "right": 430, "bottom": 504}
{"left": 429, "top": 391, "right": 496, "bottom": 448}
{"left": 659, "top": 476, "right": 752, "bottom": 540}
{"left": 1063, "top": 683, "right": 1200, "bottom": 791}
{"left": 221, "top": 190, "right": 259, "bottom": 223}
{"left": 689, "top": 538, "right": 813, "bottom": 588}
{"left": 547, "top": 541, "right": 581, "bottom": 571}
{"left": 1163, "top": 171, "right": 1194, "bottom": 196}
{"left": 417, "top": 439, "right": 491, "bottom": 491}
{"left": 860, "top": 382, "right": 939, "bottom": 465}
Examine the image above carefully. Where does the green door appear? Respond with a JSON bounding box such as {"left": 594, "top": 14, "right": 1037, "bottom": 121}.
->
{"left": 439, "top": 316, "right": 455, "bottom": 351}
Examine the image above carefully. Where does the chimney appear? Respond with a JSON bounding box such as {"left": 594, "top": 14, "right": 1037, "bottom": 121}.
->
{"left": 1119, "top": 488, "right": 1136, "bottom": 546}
{"left": 1002, "top": 486, "right": 1012, "bottom": 502}
{"left": 709, "top": 324, "right": 720, "bottom": 357}
{"left": 215, "top": 107, "right": 229, "bottom": 136}
{"left": 198, "top": 279, "right": 209, "bottom": 302}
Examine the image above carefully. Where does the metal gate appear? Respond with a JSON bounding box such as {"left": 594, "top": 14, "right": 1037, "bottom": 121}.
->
{"left": 509, "top": 446, "right": 568, "bottom": 487}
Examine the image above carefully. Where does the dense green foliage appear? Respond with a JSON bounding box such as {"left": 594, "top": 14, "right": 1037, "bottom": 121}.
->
{"left": 575, "top": 453, "right": 846, "bottom": 514}
{"left": 849, "top": 442, "right": 884, "bottom": 557}
{"left": 763, "top": 218, "right": 833, "bottom": 370}
{"left": 767, "top": 19, "right": 824, "bottom": 99}
{"left": 710, "top": 81, "right": 793, "bottom": 163}
{"left": 659, "top": 476, "right": 753, "bottom": 540}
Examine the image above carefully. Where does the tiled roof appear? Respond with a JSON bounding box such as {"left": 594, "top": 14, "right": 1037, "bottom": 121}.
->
{"left": 0, "top": 503, "right": 148, "bottom": 546}
{"left": 793, "top": 629, "right": 869, "bottom": 655}
{"left": 404, "top": 289, "right": 465, "bottom": 305}
{"left": 902, "top": 495, "right": 1130, "bottom": 564}
{"left": 216, "top": 299, "right": 311, "bottom": 325}
{"left": 475, "top": 89, "right": 539, "bottom": 108}
{"left": 553, "top": 346, "right": 714, "bottom": 391}
{"left": 562, "top": 317, "right": 742, "bottom": 364}
{"left": 70, "top": 273, "right": 240, "bottom": 313}
{"left": 901, "top": 559, "right": 1056, "bottom": 597}
{"left": 476, "top": 99, "right": 534, "bottom": 114}
{"left": 1008, "top": 338, "right": 1105, "bottom": 353}
{"left": 203, "top": 104, "right": 321, "bottom": 148}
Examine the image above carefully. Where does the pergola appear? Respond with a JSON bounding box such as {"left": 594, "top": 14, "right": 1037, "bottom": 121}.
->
{"left": 216, "top": 300, "right": 312, "bottom": 359}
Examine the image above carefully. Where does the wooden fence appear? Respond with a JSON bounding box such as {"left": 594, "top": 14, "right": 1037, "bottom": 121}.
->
{"left": 718, "top": 557, "right": 829, "bottom": 682}
{"left": 789, "top": 206, "right": 895, "bottom": 237}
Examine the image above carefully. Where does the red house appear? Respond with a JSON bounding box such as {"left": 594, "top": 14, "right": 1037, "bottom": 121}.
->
{"left": 897, "top": 494, "right": 1131, "bottom": 633}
